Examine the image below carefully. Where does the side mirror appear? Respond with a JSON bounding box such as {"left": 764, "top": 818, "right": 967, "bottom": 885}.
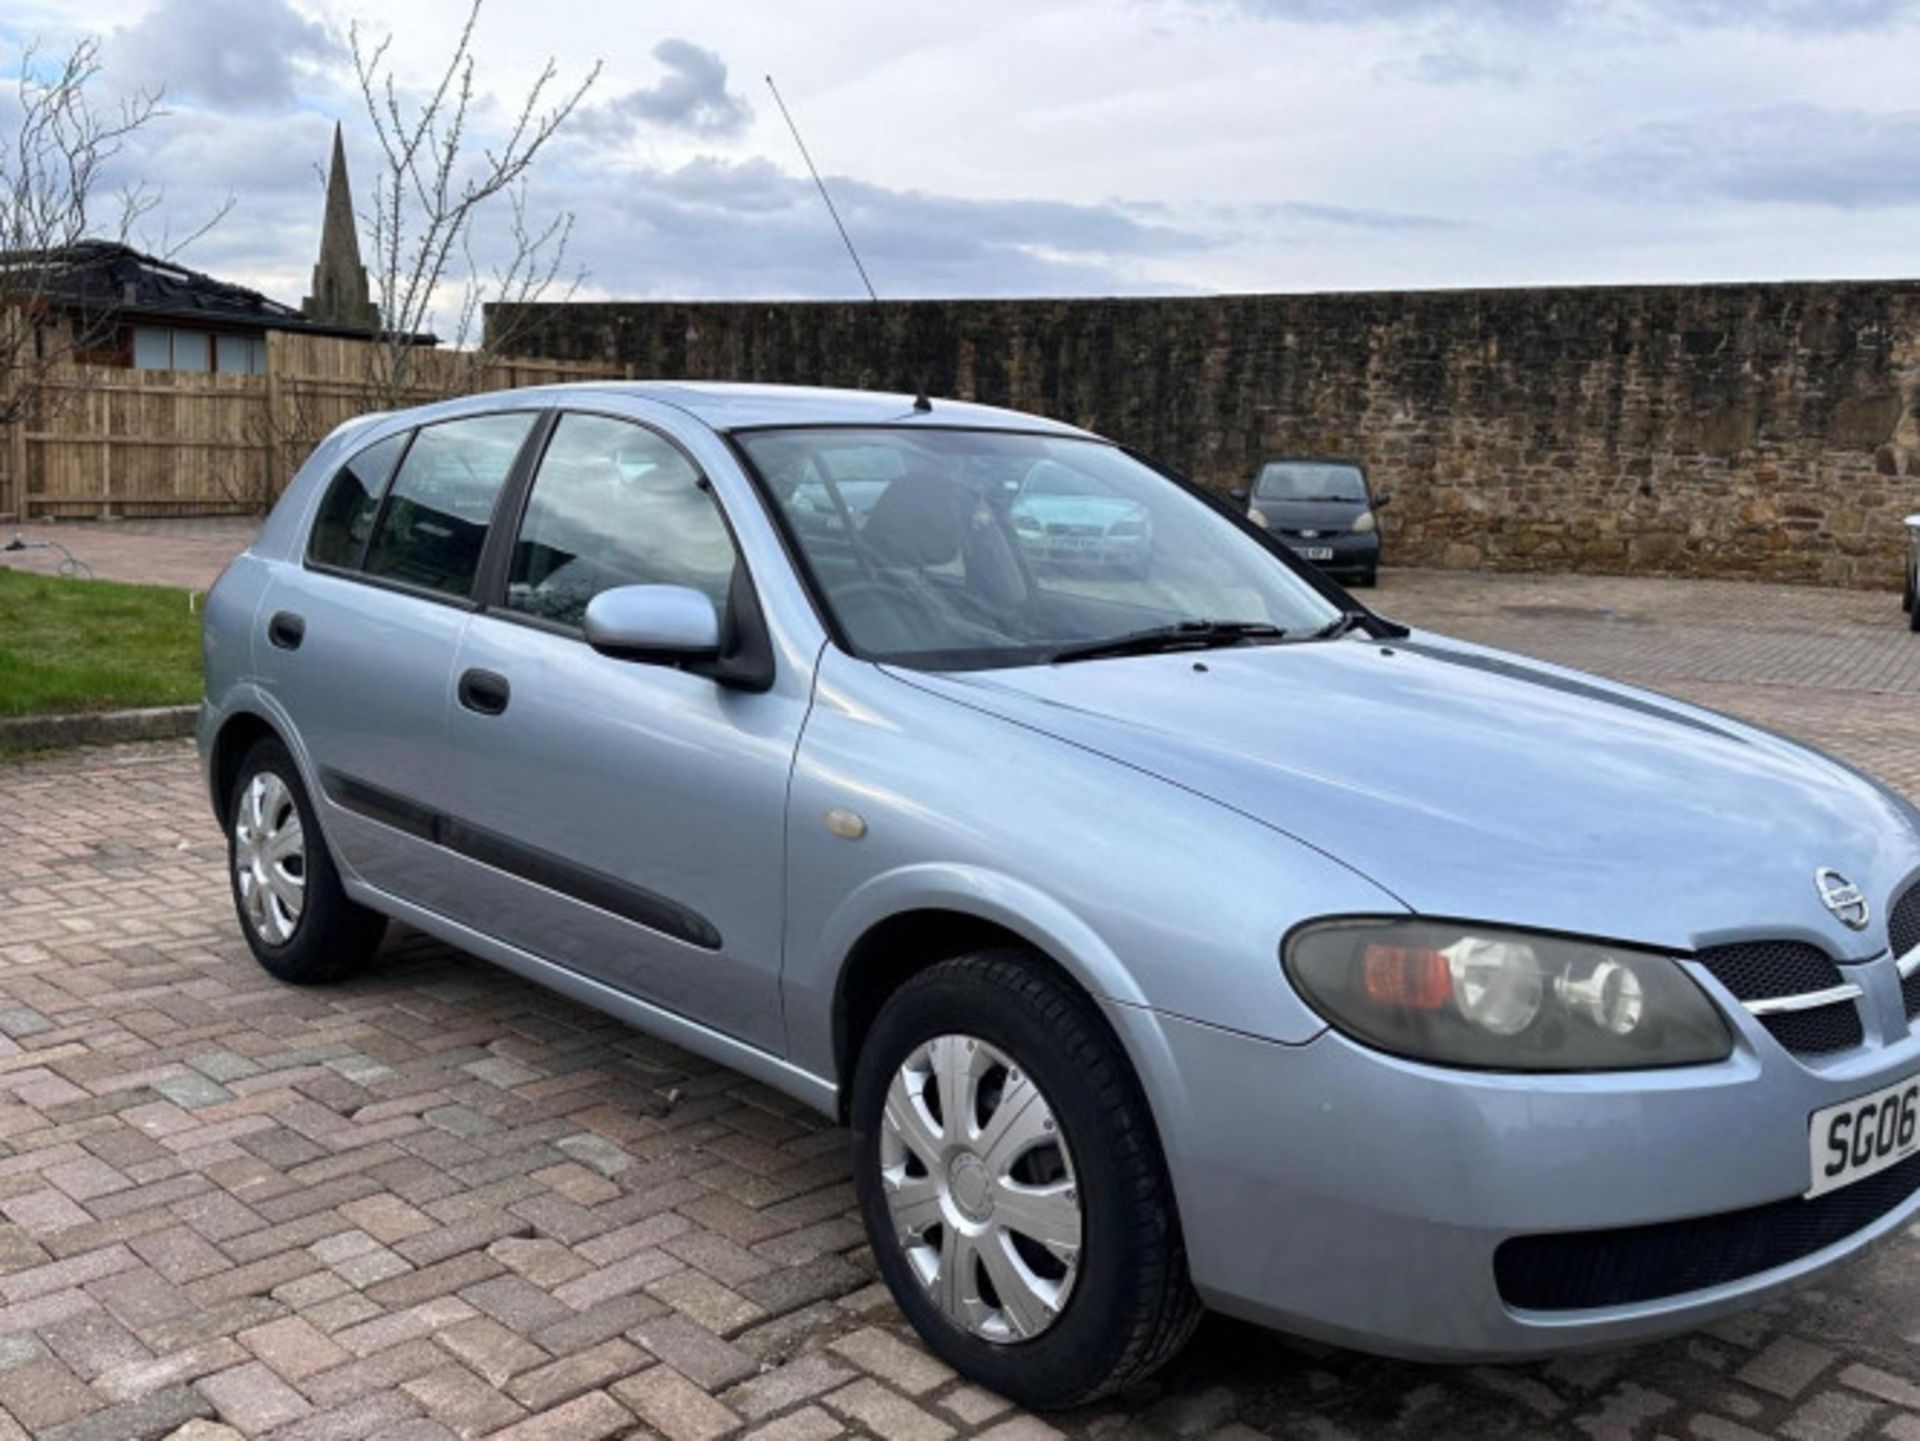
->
{"left": 1373, "top": 490, "right": 1393, "bottom": 509}
{"left": 584, "top": 584, "right": 720, "bottom": 664}
{"left": 1229, "top": 486, "right": 1250, "bottom": 503}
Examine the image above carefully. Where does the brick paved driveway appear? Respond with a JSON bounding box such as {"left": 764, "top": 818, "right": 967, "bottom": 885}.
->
{"left": 3, "top": 569, "right": 1920, "bottom": 1441}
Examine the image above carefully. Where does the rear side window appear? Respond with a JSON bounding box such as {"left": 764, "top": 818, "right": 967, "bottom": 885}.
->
{"left": 505, "top": 412, "right": 737, "bottom": 628}
{"left": 362, "top": 412, "right": 538, "bottom": 599}
{"left": 308, "top": 432, "right": 409, "bottom": 569}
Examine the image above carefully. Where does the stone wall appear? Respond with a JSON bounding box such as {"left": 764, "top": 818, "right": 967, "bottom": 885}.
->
{"left": 492, "top": 282, "right": 1920, "bottom": 588}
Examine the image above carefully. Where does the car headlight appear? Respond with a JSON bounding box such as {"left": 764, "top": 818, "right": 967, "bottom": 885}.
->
{"left": 1283, "top": 919, "right": 1732, "bottom": 1071}
{"left": 1352, "top": 510, "right": 1377, "bottom": 534}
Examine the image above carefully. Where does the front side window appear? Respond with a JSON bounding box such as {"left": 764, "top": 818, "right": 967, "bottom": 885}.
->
{"left": 740, "top": 427, "right": 1342, "bottom": 670}
{"left": 309, "top": 431, "right": 409, "bottom": 569}
{"left": 506, "top": 412, "right": 737, "bottom": 628}
{"left": 363, "top": 412, "right": 537, "bottom": 598}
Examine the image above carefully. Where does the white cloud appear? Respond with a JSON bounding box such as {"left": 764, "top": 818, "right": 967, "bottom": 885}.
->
{"left": 109, "top": 0, "right": 341, "bottom": 110}
{"left": 576, "top": 38, "right": 751, "bottom": 140}
{"left": 6, "top": 0, "right": 1919, "bottom": 308}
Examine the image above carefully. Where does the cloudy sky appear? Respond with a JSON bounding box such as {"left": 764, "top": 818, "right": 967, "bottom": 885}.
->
{"left": 4, "top": 0, "right": 1919, "bottom": 324}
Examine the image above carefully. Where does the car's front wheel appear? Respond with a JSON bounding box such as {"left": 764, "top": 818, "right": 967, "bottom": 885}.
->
{"left": 850, "top": 951, "right": 1201, "bottom": 1409}
{"left": 227, "top": 737, "right": 385, "bottom": 983}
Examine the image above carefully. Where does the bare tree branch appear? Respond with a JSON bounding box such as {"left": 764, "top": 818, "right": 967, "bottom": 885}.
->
{"left": 0, "top": 35, "right": 225, "bottom": 432}
{"left": 347, "top": 0, "right": 599, "bottom": 409}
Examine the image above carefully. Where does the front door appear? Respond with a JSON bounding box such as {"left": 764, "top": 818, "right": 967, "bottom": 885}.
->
{"left": 438, "top": 409, "right": 808, "bottom": 1054}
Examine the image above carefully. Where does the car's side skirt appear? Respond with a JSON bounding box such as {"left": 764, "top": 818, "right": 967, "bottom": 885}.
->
{"left": 342, "top": 878, "right": 841, "bottom": 1117}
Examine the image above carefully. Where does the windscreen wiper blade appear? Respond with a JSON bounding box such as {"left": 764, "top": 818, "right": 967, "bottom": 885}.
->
{"left": 1311, "top": 612, "right": 1367, "bottom": 640}
{"left": 1049, "top": 620, "right": 1286, "bottom": 664}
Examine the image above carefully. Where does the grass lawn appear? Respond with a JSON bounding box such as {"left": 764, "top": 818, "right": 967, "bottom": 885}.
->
{"left": 0, "top": 568, "right": 202, "bottom": 718}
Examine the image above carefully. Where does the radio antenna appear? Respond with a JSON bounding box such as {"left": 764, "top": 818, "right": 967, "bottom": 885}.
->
{"left": 766, "top": 74, "right": 879, "bottom": 304}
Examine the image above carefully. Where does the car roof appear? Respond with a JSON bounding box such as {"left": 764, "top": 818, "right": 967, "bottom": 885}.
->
{"left": 444, "top": 380, "right": 1097, "bottom": 438}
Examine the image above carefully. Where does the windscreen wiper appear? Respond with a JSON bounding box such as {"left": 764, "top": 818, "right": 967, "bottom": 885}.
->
{"left": 1311, "top": 612, "right": 1367, "bottom": 641}
{"left": 1309, "top": 609, "right": 1410, "bottom": 642}
{"left": 1050, "top": 620, "right": 1286, "bottom": 664}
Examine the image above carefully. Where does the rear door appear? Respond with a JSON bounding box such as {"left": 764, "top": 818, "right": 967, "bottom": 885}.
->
{"left": 435, "top": 409, "right": 807, "bottom": 1053}
{"left": 257, "top": 409, "right": 543, "bottom": 909}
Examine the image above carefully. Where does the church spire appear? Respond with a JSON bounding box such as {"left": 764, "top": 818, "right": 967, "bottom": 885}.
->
{"left": 302, "top": 122, "right": 380, "bottom": 332}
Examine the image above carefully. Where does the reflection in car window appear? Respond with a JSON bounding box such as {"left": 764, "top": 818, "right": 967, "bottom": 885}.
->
{"left": 506, "top": 413, "right": 737, "bottom": 629}
{"left": 1255, "top": 462, "right": 1368, "bottom": 503}
{"left": 362, "top": 412, "right": 537, "bottom": 598}
{"left": 308, "top": 432, "right": 408, "bottom": 569}
{"left": 740, "top": 428, "right": 1341, "bottom": 670}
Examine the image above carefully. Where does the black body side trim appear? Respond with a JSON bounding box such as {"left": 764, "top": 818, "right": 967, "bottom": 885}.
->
{"left": 318, "top": 769, "right": 722, "bottom": 951}
{"left": 323, "top": 771, "right": 439, "bottom": 841}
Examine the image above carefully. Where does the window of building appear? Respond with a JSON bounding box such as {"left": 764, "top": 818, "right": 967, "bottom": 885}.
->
{"left": 131, "top": 327, "right": 171, "bottom": 370}
{"left": 132, "top": 326, "right": 266, "bottom": 374}
{"left": 216, "top": 334, "right": 268, "bottom": 375}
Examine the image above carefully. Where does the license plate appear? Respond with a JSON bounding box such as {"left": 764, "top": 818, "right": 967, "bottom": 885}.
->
{"left": 1807, "top": 1073, "right": 1920, "bottom": 1198}
{"left": 1294, "top": 546, "right": 1334, "bottom": 561}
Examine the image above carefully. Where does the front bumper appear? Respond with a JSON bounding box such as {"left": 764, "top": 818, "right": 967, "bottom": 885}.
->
{"left": 1108, "top": 995, "right": 1920, "bottom": 1360}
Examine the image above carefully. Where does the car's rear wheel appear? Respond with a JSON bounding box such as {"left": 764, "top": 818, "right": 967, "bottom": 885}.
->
{"left": 850, "top": 951, "right": 1201, "bottom": 1409}
{"left": 227, "top": 737, "right": 384, "bottom": 983}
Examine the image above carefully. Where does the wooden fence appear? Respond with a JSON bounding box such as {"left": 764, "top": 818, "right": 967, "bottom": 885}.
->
{"left": 0, "top": 331, "right": 627, "bottom": 520}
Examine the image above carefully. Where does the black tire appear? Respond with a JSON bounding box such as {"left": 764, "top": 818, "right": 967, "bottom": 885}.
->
{"left": 1904, "top": 565, "right": 1915, "bottom": 614}
{"left": 1353, "top": 568, "right": 1379, "bottom": 588}
{"left": 850, "top": 951, "right": 1202, "bottom": 1409}
{"left": 1909, "top": 588, "right": 1920, "bottom": 633}
{"left": 226, "top": 737, "right": 385, "bottom": 983}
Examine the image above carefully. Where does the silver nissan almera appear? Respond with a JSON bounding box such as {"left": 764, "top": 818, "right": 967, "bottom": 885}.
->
{"left": 201, "top": 382, "right": 1920, "bottom": 1408}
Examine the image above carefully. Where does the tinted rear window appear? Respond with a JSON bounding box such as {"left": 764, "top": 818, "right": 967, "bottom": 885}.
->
{"left": 308, "top": 432, "right": 409, "bottom": 569}
{"left": 362, "top": 412, "right": 537, "bottom": 599}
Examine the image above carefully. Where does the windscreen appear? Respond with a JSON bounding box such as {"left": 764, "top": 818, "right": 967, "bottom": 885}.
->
{"left": 1254, "top": 462, "right": 1368, "bottom": 504}
{"left": 738, "top": 428, "right": 1343, "bottom": 670}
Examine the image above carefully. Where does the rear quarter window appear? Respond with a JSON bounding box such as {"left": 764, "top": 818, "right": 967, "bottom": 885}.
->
{"left": 307, "top": 432, "right": 409, "bottom": 569}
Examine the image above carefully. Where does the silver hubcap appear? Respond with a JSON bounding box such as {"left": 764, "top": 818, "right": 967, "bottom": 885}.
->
{"left": 879, "top": 1034, "right": 1082, "bottom": 1343}
{"left": 233, "top": 772, "right": 305, "bottom": 945}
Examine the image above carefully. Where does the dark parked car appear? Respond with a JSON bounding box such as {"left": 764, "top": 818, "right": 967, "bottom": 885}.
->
{"left": 1234, "top": 458, "right": 1388, "bottom": 587}
{"left": 1905, "top": 514, "right": 1920, "bottom": 632}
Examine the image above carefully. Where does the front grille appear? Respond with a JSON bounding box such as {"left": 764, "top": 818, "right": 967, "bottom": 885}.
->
{"left": 1495, "top": 1152, "right": 1920, "bottom": 1310}
{"left": 1698, "top": 940, "right": 1842, "bottom": 1001}
{"left": 1755, "top": 1007, "right": 1866, "bottom": 1056}
{"left": 1892, "top": 883, "right": 1920, "bottom": 959}
{"left": 1696, "top": 940, "right": 1863, "bottom": 1057}
{"left": 1890, "top": 884, "right": 1920, "bottom": 1022}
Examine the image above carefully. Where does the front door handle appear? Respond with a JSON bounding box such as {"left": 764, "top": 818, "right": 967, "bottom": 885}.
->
{"left": 458, "top": 668, "right": 511, "bottom": 717}
{"left": 267, "top": 611, "right": 305, "bottom": 651}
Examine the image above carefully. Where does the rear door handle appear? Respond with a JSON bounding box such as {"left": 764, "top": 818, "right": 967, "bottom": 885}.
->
{"left": 267, "top": 611, "right": 305, "bottom": 651}
{"left": 457, "top": 668, "right": 511, "bottom": 717}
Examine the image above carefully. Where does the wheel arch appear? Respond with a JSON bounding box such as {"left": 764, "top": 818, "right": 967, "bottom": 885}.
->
{"left": 819, "top": 869, "right": 1154, "bottom": 1122}
{"left": 208, "top": 709, "right": 284, "bottom": 820}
